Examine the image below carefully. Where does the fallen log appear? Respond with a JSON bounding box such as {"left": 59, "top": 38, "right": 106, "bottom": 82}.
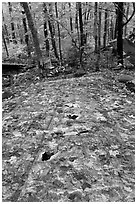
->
{"left": 2, "top": 63, "right": 26, "bottom": 74}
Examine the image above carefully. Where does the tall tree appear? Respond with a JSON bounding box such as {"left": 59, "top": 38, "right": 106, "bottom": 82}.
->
{"left": 98, "top": 3, "right": 101, "bottom": 49}
{"left": 122, "top": 2, "right": 135, "bottom": 27}
{"left": 17, "top": 23, "right": 23, "bottom": 44}
{"left": 2, "top": 9, "right": 9, "bottom": 44}
{"left": 114, "top": 6, "right": 118, "bottom": 39}
{"left": 107, "top": 11, "right": 110, "bottom": 44}
{"left": 8, "top": 2, "right": 17, "bottom": 44}
{"left": 103, "top": 7, "right": 108, "bottom": 47}
{"left": 78, "top": 2, "right": 84, "bottom": 69}
{"left": 2, "top": 27, "right": 9, "bottom": 57}
{"left": 117, "top": 2, "right": 123, "bottom": 65}
{"left": 55, "top": 2, "right": 62, "bottom": 64}
{"left": 83, "top": 2, "right": 88, "bottom": 24}
{"left": 48, "top": 3, "right": 59, "bottom": 60}
{"left": 96, "top": 3, "right": 101, "bottom": 72}
{"left": 21, "top": 2, "right": 44, "bottom": 76}
{"left": 86, "top": 7, "right": 91, "bottom": 21}
{"left": 21, "top": 6, "right": 31, "bottom": 57}
{"left": 68, "top": 3, "right": 73, "bottom": 33}
{"left": 124, "top": 3, "right": 129, "bottom": 37}
{"left": 75, "top": 3, "right": 80, "bottom": 44}
{"left": 110, "top": 15, "right": 114, "bottom": 40}
{"left": 94, "top": 2, "right": 98, "bottom": 53}
{"left": 78, "top": 3, "right": 84, "bottom": 48}
{"left": 43, "top": 3, "right": 50, "bottom": 57}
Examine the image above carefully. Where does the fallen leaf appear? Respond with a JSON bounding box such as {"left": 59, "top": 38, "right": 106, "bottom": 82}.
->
{"left": 12, "top": 130, "right": 22, "bottom": 137}
{"left": 9, "top": 156, "right": 17, "bottom": 164}
{"left": 124, "top": 186, "right": 133, "bottom": 193}
{"left": 109, "top": 150, "right": 119, "bottom": 157}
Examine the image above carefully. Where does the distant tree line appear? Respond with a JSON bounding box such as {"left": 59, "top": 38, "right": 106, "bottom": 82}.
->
{"left": 2, "top": 2, "right": 135, "bottom": 76}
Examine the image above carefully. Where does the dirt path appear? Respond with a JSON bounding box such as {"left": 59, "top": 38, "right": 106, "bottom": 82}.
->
{"left": 2, "top": 71, "right": 135, "bottom": 202}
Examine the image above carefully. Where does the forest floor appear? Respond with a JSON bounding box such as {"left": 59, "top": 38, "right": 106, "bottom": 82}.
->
{"left": 2, "top": 68, "right": 135, "bottom": 202}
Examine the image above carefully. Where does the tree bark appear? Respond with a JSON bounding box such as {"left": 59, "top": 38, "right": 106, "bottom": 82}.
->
{"left": 48, "top": 3, "right": 59, "bottom": 60}
{"left": 8, "top": 2, "right": 17, "bottom": 44}
{"left": 117, "top": 2, "right": 123, "bottom": 65}
{"left": 43, "top": 3, "right": 50, "bottom": 57}
{"left": 98, "top": 4, "right": 101, "bottom": 49}
{"left": 55, "top": 2, "right": 62, "bottom": 64}
{"left": 94, "top": 2, "right": 98, "bottom": 53}
{"left": 2, "top": 28, "right": 9, "bottom": 57}
{"left": 21, "top": 7, "right": 31, "bottom": 57}
{"left": 78, "top": 3, "right": 84, "bottom": 48}
{"left": 110, "top": 16, "right": 114, "bottom": 40}
{"left": 103, "top": 8, "right": 108, "bottom": 47}
{"left": 124, "top": 3, "right": 129, "bottom": 37}
{"left": 96, "top": 3, "right": 101, "bottom": 72}
{"left": 107, "top": 11, "right": 110, "bottom": 44}
{"left": 17, "top": 24, "right": 23, "bottom": 44}
{"left": 114, "top": 7, "right": 118, "bottom": 39}
{"left": 21, "top": 2, "right": 44, "bottom": 76}
{"left": 68, "top": 3, "right": 73, "bottom": 33}
{"left": 75, "top": 3, "right": 80, "bottom": 44}
{"left": 2, "top": 9, "right": 10, "bottom": 44}
{"left": 78, "top": 2, "right": 84, "bottom": 69}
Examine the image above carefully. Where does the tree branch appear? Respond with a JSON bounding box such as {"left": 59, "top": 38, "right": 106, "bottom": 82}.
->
{"left": 45, "top": 9, "right": 79, "bottom": 50}
{"left": 122, "top": 3, "right": 135, "bottom": 27}
{"left": 114, "top": 2, "right": 135, "bottom": 27}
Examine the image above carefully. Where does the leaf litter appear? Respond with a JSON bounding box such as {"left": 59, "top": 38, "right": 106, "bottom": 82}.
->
{"left": 2, "top": 70, "right": 135, "bottom": 202}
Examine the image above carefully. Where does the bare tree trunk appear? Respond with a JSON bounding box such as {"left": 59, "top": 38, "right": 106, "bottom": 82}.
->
{"left": 68, "top": 3, "right": 73, "bottom": 33}
{"left": 103, "top": 7, "right": 108, "bottom": 47}
{"left": 75, "top": 3, "right": 80, "bottom": 44}
{"left": 48, "top": 3, "right": 59, "bottom": 60}
{"left": 110, "top": 16, "right": 114, "bottom": 40}
{"left": 78, "top": 2, "right": 84, "bottom": 69}
{"left": 107, "top": 12, "right": 111, "bottom": 43}
{"left": 96, "top": 3, "right": 101, "bottom": 72}
{"left": 55, "top": 2, "right": 62, "bottom": 64}
{"left": 117, "top": 2, "right": 123, "bottom": 65}
{"left": 86, "top": 9, "right": 90, "bottom": 21}
{"left": 8, "top": 2, "right": 17, "bottom": 44}
{"left": 21, "top": 6, "right": 31, "bottom": 57}
{"left": 124, "top": 3, "right": 129, "bottom": 37}
{"left": 21, "top": 2, "right": 44, "bottom": 77}
{"left": 83, "top": 2, "right": 88, "bottom": 45}
{"left": 95, "top": 4, "right": 101, "bottom": 72}
{"left": 114, "top": 8, "right": 118, "bottom": 39}
{"left": 94, "top": 2, "right": 98, "bottom": 53}
{"left": 83, "top": 2, "right": 87, "bottom": 24}
{"left": 43, "top": 3, "right": 50, "bottom": 57}
{"left": 17, "top": 24, "right": 23, "bottom": 44}
{"left": 86, "top": 3, "right": 92, "bottom": 21}
{"left": 61, "top": 3, "right": 66, "bottom": 16}
{"left": 28, "top": 2, "right": 36, "bottom": 26}
{"left": 2, "top": 9, "right": 10, "bottom": 44}
{"left": 98, "top": 4, "right": 101, "bottom": 48}
{"left": 2, "top": 28, "right": 9, "bottom": 57}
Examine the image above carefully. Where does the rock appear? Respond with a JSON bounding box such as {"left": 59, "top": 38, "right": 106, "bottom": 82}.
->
{"left": 2, "top": 91, "right": 14, "bottom": 100}
{"left": 74, "top": 70, "right": 86, "bottom": 77}
{"left": 125, "top": 81, "right": 135, "bottom": 93}
{"left": 125, "top": 64, "right": 135, "bottom": 70}
{"left": 68, "top": 191, "right": 82, "bottom": 201}
{"left": 82, "top": 181, "right": 91, "bottom": 190}
{"left": 67, "top": 114, "right": 78, "bottom": 120}
{"left": 118, "top": 75, "right": 133, "bottom": 83}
